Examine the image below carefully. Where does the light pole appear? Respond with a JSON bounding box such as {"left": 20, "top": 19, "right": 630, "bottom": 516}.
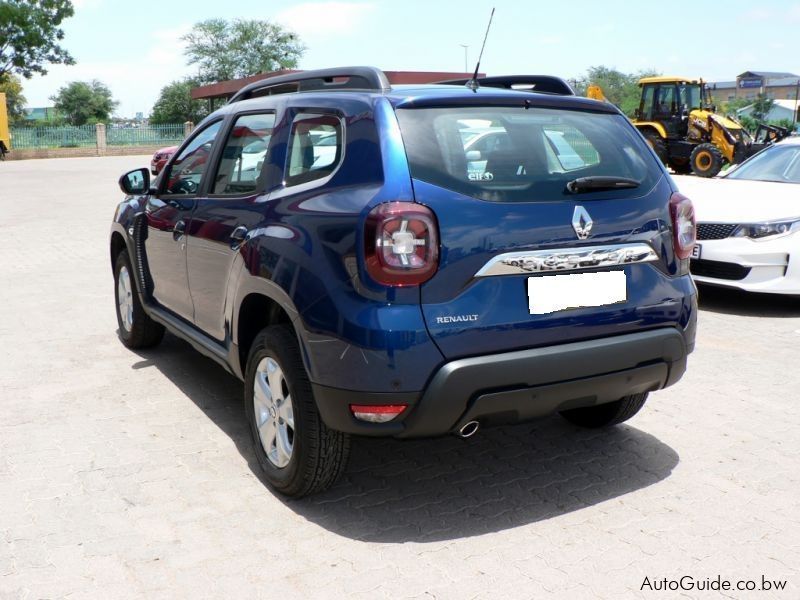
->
{"left": 793, "top": 79, "right": 799, "bottom": 131}
{"left": 459, "top": 44, "right": 469, "bottom": 74}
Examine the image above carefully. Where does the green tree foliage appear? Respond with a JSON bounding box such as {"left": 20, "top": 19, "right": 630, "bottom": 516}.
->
{"left": 150, "top": 79, "right": 208, "bottom": 124}
{"left": 0, "top": 0, "right": 75, "bottom": 79}
{"left": 573, "top": 66, "right": 659, "bottom": 117}
{"left": 750, "top": 93, "right": 775, "bottom": 122}
{"left": 50, "top": 80, "right": 118, "bottom": 125}
{"left": 717, "top": 97, "right": 751, "bottom": 119}
{"left": 183, "top": 18, "right": 305, "bottom": 84}
{"left": 770, "top": 118, "right": 795, "bottom": 130}
{"left": 0, "top": 73, "right": 27, "bottom": 123}
{"left": 737, "top": 114, "right": 757, "bottom": 133}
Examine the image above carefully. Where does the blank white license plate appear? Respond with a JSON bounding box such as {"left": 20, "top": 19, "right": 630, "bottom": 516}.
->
{"left": 691, "top": 244, "right": 701, "bottom": 259}
{"left": 528, "top": 271, "right": 627, "bottom": 315}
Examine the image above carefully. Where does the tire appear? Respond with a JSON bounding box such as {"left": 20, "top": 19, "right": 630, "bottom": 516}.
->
{"left": 244, "top": 324, "right": 350, "bottom": 498}
{"left": 114, "top": 250, "right": 164, "bottom": 349}
{"left": 559, "top": 393, "right": 649, "bottom": 428}
{"left": 642, "top": 131, "right": 668, "bottom": 166}
{"left": 690, "top": 143, "right": 724, "bottom": 178}
{"left": 669, "top": 160, "right": 693, "bottom": 175}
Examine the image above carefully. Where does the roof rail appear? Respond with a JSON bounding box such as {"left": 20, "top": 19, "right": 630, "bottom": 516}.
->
{"left": 228, "top": 67, "right": 391, "bottom": 103}
{"left": 436, "top": 75, "right": 575, "bottom": 96}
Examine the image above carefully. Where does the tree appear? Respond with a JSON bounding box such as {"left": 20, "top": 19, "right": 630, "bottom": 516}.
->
{"left": 750, "top": 93, "right": 775, "bottom": 122}
{"left": 573, "top": 66, "right": 659, "bottom": 117}
{"left": 50, "top": 80, "right": 118, "bottom": 125}
{"left": 0, "top": 73, "right": 27, "bottom": 123}
{"left": 717, "top": 97, "right": 750, "bottom": 119}
{"left": 150, "top": 79, "right": 208, "bottom": 124}
{"left": 183, "top": 18, "right": 305, "bottom": 84}
{"left": 0, "top": 0, "right": 75, "bottom": 79}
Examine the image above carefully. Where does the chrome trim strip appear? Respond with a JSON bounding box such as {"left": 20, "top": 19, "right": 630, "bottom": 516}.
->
{"left": 474, "top": 243, "right": 659, "bottom": 277}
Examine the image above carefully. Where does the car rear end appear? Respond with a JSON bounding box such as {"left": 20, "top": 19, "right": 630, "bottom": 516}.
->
{"left": 345, "top": 89, "right": 697, "bottom": 435}
{"left": 151, "top": 146, "right": 177, "bottom": 175}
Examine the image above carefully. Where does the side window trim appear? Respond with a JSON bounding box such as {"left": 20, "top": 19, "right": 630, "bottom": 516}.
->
{"left": 159, "top": 118, "right": 225, "bottom": 197}
{"left": 283, "top": 111, "right": 346, "bottom": 192}
{"left": 207, "top": 109, "right": 278, "bottom": 199}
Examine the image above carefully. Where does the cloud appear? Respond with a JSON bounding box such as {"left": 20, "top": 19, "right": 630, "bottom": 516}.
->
{"left": 21, "top": 25, "right": 193, "bottom": 117}
{"left": 275, "top": 2, "right": 376, "bottom": 39}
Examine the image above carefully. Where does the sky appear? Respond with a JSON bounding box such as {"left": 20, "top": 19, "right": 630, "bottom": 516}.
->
{"left": 17, "top": 0, "right": 800, "bottom": 117}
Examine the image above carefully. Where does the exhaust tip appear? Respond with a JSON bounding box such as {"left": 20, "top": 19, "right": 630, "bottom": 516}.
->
{"left": 457, "top": 420, "right": 480, "bottom": 438}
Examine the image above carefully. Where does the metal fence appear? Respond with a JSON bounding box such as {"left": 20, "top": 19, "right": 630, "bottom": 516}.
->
{"left": 10, "top": 125, "right": 97, "bottom": 149}
{"left": 9, "top": 124, "right": 186, "bottom": 149}
{"left": 106, "top": 124, "right": 185, "bottom": 147}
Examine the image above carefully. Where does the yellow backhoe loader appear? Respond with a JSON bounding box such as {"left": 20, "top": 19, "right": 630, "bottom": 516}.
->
{"left": 588, "top": 77, "right": 788, "bottom": 177}
{"left": 0, "top": 92, "right": 10, "bottom": 160}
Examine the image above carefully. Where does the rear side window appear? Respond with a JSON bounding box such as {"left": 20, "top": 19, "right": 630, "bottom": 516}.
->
{"left": 396, "top": 106, "right": 660, "bottom": 202}
{"left": 285, "top": 113, "right": 342, "bottom": 187}
{"left": 212, "top": 113, "right": 275, "bottom": 195}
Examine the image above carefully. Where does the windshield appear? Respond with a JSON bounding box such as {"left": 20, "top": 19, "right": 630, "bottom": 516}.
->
{"left": 396, "top": 106, "right": 660, "bottom": 202}
{"left": 726, "top": 144, "right": 800, "bottom": 183}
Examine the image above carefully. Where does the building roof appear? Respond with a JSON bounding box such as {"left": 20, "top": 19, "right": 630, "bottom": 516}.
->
{"left": 709, "top": 81, "right": 737, "bottom": 89}
{"left": 766, "top": 77, "right": 800, "bottom": 87}
{"left": 738, "top": 70, "right": 799, "bottom": 80}
{"left": 770, "top": 99, "right": 800, "bottom": 110}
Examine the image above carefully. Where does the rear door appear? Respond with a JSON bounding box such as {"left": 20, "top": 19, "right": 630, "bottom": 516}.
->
{"left": 185, "top": 111, "right": 277, "bottom": 342}
{"left": 395, "top": 103, "right": 683, "bottom": 360}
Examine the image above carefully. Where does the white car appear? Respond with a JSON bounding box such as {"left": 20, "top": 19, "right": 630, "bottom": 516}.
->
{"left": 675, "top": 136, "right": 800, "bottom": 294}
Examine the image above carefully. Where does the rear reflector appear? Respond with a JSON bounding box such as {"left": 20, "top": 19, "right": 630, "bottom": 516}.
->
{"left": 349, "top": 404, "right": 407, "bottom": 423}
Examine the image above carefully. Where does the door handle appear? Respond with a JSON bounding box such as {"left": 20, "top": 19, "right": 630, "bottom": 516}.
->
{"left": 173, "top": 220, "right": 186, "bottom": 241}
{"left": 230, "top": 226, "right": 249, "bottom": 248}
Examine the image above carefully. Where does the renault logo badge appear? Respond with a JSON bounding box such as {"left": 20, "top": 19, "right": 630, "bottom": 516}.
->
{"left": 572, "top": 206, "right": 593, "bottom": 240}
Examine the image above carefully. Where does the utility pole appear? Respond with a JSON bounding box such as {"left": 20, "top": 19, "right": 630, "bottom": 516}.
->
{"left": 794, "top": 79, "right": 799, "bottom": 131}
{"left": 459, "top": 44, "right": 469, "bottom": 74}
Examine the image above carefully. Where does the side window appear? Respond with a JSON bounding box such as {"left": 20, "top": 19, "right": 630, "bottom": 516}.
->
{"left": 641, "top": 86, "right": 655, "bottom": 120}
{"left": 211, "top": 113, "right": 276, "bottom": 195}
{"left": 655, "top": 85, "right": 676, "bottom": 117}
{"left": 165, "top": 121, "right": 222, "bottom": 195}
{"left": 285, "top": 113, "right": 342, "bottom": 186}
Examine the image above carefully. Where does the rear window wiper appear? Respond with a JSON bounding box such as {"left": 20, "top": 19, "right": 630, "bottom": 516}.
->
{"left": 566, "top": 176, "right": 640, "bottom": 194}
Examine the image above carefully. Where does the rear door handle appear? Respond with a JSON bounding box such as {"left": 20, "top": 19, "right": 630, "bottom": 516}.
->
{"left": 173, "top": 220, "right": 186, "bottom": 241}
{"left": 230, "top": 226, "right": 249, "bottom": 248}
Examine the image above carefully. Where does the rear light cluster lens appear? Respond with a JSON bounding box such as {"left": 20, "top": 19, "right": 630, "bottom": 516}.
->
{"left": 669, "top": 192, "right": 696, "bottom": 260}
{"left": 365, "top": 202, "right": 439, "bottom": 286}
{"left": 350, "top": 404, "right": 407, "bottom": 423}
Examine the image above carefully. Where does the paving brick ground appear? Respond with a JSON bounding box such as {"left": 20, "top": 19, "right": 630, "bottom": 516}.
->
{"left": 1, "top": 156, "right": 798, "bottom": 599}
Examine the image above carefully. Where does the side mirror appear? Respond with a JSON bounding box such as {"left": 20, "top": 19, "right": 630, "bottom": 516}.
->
{"left": 119, "top": 168, "right": 150, "bottom": 195}
{"left": 633, "top": 108, "right": 641, "bottom": 120}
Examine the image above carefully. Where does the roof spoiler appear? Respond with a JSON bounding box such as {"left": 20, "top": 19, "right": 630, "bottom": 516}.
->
{"left": 436, "top": 75, "right": 575, "bottom": 96}
{"left": 228, "top": 66, "right": 391, "bottom": 103}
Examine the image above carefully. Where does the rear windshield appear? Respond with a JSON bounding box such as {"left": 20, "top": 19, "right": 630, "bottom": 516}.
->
{"left": 395, "top": 106, "right": 660, "bottom": 202}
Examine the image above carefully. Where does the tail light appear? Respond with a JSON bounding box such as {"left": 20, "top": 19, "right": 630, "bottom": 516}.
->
{"left": 364, "top": 202, "right": 439, "bottom": 286}
{"left": 669, "top": 192, "right": 696, "bottom": 260}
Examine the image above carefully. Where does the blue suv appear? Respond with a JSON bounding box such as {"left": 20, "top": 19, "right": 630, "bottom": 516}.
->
{"left": 112, "top": 67, "right": 697, "bottom": 497}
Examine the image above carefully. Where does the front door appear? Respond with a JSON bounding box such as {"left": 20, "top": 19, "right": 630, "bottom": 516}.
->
{"left": 186, "top": 112, "right": 276, "bottom": 341}
{"left": 145, "top": 120, "right": 223, "bottom": 321}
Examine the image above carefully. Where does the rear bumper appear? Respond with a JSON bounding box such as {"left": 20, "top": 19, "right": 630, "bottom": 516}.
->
{"left": 312, "top": 327, "right": 690, "bottom": 438}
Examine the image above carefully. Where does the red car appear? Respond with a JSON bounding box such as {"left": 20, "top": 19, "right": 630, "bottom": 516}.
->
{"left": 150, "top": 145, "right": 178, "bottom": 175}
